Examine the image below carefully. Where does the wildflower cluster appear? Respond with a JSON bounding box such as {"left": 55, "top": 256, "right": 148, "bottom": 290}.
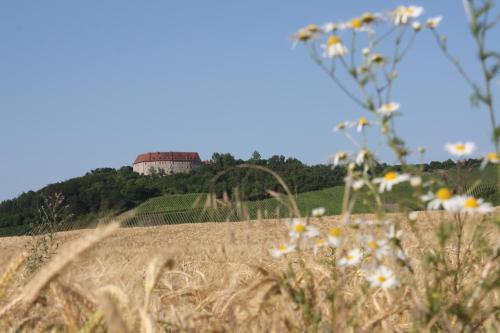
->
{"left": 274, "top": 5, "right": 499, "bottom": 330}
{"left": 292, "top": 6, "right": 446, "bottom": 163}
{"left": 271, "top": 210, "right": 412, "bottom": 290}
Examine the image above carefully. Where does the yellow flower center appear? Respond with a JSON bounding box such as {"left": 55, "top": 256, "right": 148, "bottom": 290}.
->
{"left": 377, "top": 275, "right": 387, "bottom": 283}
{"left": 327, "top": 35, "right": 341, "bottom": 46}
{"left": 329, "top": 227, "right": 342, "bottom": 237}
{"left": 398, "top": 148, "right": 409, "bottom": 157}
{"left": 346, "top": 255, "right": 353, "bottom": 260}
{"left": 384, "top": 172, "right": 398, "bottom": 181}
{"left": 298, "top": 30, "right": 311, "bottom": 41}
{"left": 361, "top": 13, "right": 375, "bottom": 23}
{"left": 278, "top": 245, "right": 287, "bottom": 251}
{"left": 371, "top": 54, "right": 385, "bottom": 64}
{"left": 436, "top": 188, "right": 452, "bottom": 201}
{"left": 294, "top": 224, "right": 306, "bottom": 233}
{"left": 464, "top": 198, "right": 478, "bottom": 208}
{"left": 455, "top": 144, "right": 465, "bottom": 151}
{"left": 316, "top": 239, "right": 325, "bottom": 245}
{"left": 358, "top": 117, "right": 369, "bottom": 126}
{"left": 307, "top": 24, "right": 320, "bottom": 32}
{"left": 351, "top": 18, "right": 363, "bottom": 29}
{"left": 487, "top": 152, "right": 499, "bottom": 161}
{"left": 368, "top": 240, "right": 379, "bottom": 249}
{"left": 402, "top": 7, "right": 416, "bottom": 16}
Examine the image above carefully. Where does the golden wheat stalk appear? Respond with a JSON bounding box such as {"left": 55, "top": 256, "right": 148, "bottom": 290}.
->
{"left": 0, "top": 223, "right": 119, "bottom": 320}
{"left": 78, "top": 310, "right": 104, "bottom": 333}
{"left": 143, "top": 256, "right": 174, "bottom": 312}
{"left": 99, "top": 289, "right": 130, "bottom": 333}
{"left": 50, "top": 281, "right": 79, "bottom": 332}
{"left": 98, "top": 284, "right": 134, "bottom": 329}
{"left": 0, "top": 253, "right": 27, "bottom": 300}
{"left": 22, "top": 223, "right": 119, "bottom": 305}
{"left": 139, "top": 308, "right": 154, "bottom": 333}
{"left": 7, "top": 315, "right": 40, "bottom": 333}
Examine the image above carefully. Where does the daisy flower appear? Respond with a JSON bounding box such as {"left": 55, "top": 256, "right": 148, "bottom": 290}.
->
{"left": 365, "top": 265, "right": 399, "bottom": 289}
{"left": 323, "top": 22, "right": 340, "bottom": 33}
{"left": 481, "top": 152, "right": 500, "bottom": 169}
{"left": 369, "top": 53, "right": 387, "bottom": 66}
{"left": 356, "top": 117, "right": 370, "bottom": 132}
{"left": 322, "top": 35, "right": 348, "bottom": 58}
{"left": 412, "top": 21, "right": 422, "bottom": 31}
{"left": 377, "top": 102, "right": 400, "bottom": 116}
{"left": 334, "top": 121, "right": 351, "bottom": 132}
{"left": 392, "top": 6, "right": 424, "bottom": 25}
{"left": 327, "top": 226, "right": 343, "bottom": 248}
{"left": 386, "top": 224, "right": 403, "bottom": 242}
{"left": 426, "top": 16, "right": 443, "bottom": 28}
{"left": 355, "top": 149, "right": 371, "bottom": 165}
{"left": 445, "top": 142, "right": 476, "bottom": 157}
{"left": 410, "top": 176, "right": 422, "bottom": 187}
{"left": 291, "top": 24, "right": 323, "bottom": 48}
{"left": 352, "top": 179, "right": 365, "bottom": 190}
{"left": 421, "top": 187, "right": 457, "bottom": 211}
{"left": 361, "top": 12, "right": 378, "bottom": 24}
{"left": 347, "top": 17, "right": 373, "bottom": 33}
{"left": 312, "top": 238, "right": 328, "bottom": 255}
{"left": 362, "top": 235, "right": 391, "bottom": 259}
{"left": 271, "top": 243, "right": 296, "bottom": 258}
{"left": 456, "top": 196, "right": 493, "bottom": 214}
{"left": 408, "top": 211, "right": 419, "bottom": 221}
{"left": 288, "top": 218, "right": 319, "bottom": 240}
{"left": 373, "top": 171, "right": 410, "bottom": 193}
{"left": 349, "top": 17, "right": 363, "bottom": 30}
{"left": 339, "top": 248, "right": 363, "bottom": 266}
{"left": 312, "top": 207, "right": 326, "bottom": 218}
{"left": 331, "top": 151, "right": 349, "bottom": 167}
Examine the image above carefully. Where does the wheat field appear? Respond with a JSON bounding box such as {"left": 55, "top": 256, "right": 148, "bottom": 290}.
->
{"left": 0, "top": 210, "right": 498, "bottom": 332}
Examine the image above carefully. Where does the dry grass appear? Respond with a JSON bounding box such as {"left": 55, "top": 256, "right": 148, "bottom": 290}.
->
{"left": 0, "top": 212, "right": 497, "bottom": 332}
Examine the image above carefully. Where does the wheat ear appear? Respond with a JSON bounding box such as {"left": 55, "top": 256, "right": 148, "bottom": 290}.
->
{"left": 143, "top": 256, "right": 174, "bottom": 312}
{"left": 0, "top": 223, "right": 119, "bottom": 319}
{"left": 0, "top": 253, "right": 27, "bottom": 300}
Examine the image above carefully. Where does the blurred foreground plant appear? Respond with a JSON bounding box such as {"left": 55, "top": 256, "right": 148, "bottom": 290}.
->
{"left": 24, "top": 192, "right": 71, "bottom": 274}
{"left": 268, "top": 4, "right": 500, "bottom": 331}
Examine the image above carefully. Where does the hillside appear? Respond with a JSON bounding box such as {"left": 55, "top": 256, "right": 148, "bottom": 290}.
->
{"left": 0, "top": 154, "right": 348, "bottom": 235}
{"left": 0, "top": 158, "right": 495, "bottom": 237}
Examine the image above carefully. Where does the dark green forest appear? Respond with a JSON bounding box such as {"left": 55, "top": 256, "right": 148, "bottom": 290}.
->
{"left": 0, "top": 152, "right": 482, "bottom": 232}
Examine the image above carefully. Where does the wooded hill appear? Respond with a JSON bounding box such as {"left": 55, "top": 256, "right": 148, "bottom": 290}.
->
{"left": 0, "top": 152, "right": 487, "bottom": 233}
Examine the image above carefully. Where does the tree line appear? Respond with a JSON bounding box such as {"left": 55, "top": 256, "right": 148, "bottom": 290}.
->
{"left": 0, "top": 152, "right": 479, "bottom": 231}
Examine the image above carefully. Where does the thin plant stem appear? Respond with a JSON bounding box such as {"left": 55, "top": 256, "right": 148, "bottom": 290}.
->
{"left": 308, "top": 44, "right": 369, "bottom": 109}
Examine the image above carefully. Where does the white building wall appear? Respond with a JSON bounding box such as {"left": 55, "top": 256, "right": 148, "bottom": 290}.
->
{"left": 133, "top": 160, "right": 201, "bottom": 175}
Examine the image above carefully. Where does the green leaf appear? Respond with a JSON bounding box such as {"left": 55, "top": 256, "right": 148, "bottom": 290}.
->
{"left": 492, "top": 126, "right": 500, "bottom": 142}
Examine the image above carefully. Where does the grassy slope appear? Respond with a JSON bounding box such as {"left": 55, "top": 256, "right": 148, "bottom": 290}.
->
{"left": 130, "top": 165, "right": 499, "bottom": 223}
{"left": 129, "top": 184, "right": 417, "bottom": 225}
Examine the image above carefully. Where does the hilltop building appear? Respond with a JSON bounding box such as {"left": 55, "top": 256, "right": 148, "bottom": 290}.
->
{"left": 133, "top": 152, "right": 202, "bottom": 175}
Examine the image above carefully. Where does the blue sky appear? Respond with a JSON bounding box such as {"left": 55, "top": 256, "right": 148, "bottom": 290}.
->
{"left": 0, "top": 1, "right": 498, "bottom": 201}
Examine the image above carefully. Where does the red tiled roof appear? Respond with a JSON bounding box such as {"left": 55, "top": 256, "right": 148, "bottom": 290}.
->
{"left": 133, "top": 152, "right": 201, "bottom": 164}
